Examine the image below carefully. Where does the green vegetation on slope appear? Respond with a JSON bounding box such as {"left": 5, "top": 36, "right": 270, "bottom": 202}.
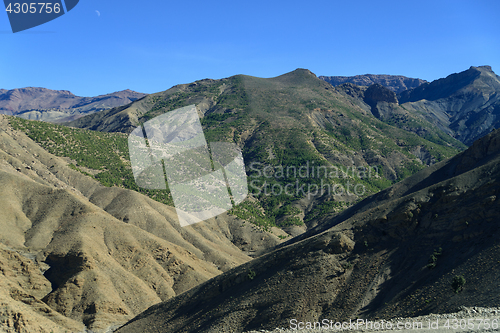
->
{"left": 9, "top": 70, "right": 466, "bottom": 232}
{"left": 9, "top": 116, "right": 174, "bottom": 206}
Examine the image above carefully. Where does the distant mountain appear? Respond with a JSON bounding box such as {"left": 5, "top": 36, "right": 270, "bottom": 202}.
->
{"left": 116, "top": 128, "right": 500, "bottom": 333}
{"left": 398, "top": 66, "right": 500, "bottom": 145}
{"left": 322, "top": 66, "right": 500, "bottom": 146}
{"left": 320, "top": 74, "right": 427, "bottom": 93}
{"left": 0, "top": 87, "right": 146, "bottom": 123}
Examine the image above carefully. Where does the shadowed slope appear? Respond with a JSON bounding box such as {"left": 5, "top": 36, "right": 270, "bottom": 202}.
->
{"left": 320, "top": 74, "right": 426, "bottom": 93}
{"left": 117, "top": 129, "right": 500, "bottom": 333}
{"left": 399, "top": 66, "right": 500, "bottom": 145}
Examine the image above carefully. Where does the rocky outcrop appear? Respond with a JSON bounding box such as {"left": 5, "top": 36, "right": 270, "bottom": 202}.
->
{"left": 320, "top": 74, "right": 426, "bottom": 93}
{"left": 337, "top": 83, "right": 407, "bottom": 122}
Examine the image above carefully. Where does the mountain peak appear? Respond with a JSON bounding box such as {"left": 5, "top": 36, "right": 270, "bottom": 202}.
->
{"left": 398, "top": 66, "right": 500, "bottom": 145}
{"left": 280, "top": 68, "right": 318, "bottom": 79}
{"left": 269, "top": 68, "right": 320, "bottom": 86}
{"left": 471, "top": 65, "right": 493, "bottom": 72}
{"left": 399, "top": 65, "right": 500, "bottom": 104}
{"left": 293, "top": 68, "right": 316, "bottom": 76}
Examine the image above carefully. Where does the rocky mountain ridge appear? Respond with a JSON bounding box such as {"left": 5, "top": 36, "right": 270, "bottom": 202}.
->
{"left": 319, "top": 74, "right": 427, "bottom": 93}
{"left": 328, "top": 66, "right": 500, "bottom": 147}
{"left": 398, "top": 66, "right": 500, "bottom": 145}
{"left": 0, "top": 87, "right": 146, "bottom": 123}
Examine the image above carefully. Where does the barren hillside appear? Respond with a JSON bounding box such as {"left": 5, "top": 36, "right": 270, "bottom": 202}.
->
{"left": 0, "top": 114, "right": 281, "bottom": 332}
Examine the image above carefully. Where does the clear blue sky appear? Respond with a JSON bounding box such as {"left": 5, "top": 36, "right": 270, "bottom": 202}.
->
{"left": 1, "top": 0, "right": 499, "bottom": 97}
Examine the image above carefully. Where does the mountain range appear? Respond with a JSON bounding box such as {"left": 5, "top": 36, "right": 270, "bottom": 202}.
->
{"left": 62, "top": 68, "right": 464, "bottom": 234}
{"left": 0, "top": 66, "right": 499, "bottom": 333}
{"left": 323, "top": 66, "right": 500, "bottom": 147}
{"left": 0, "top": 87, "right": 146, "bottom": 123}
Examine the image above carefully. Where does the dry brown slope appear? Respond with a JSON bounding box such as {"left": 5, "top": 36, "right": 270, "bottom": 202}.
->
{"left": 0, "top": 114, "right": 280, "bottom": 332}
{"left": 0, "top": 245, "right": 86, "bottom": 333}
{"left": 116, "top": 129, "right": 500, "bottom": 333}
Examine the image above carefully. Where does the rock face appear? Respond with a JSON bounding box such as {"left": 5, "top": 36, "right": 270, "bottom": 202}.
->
{"left": 320, "top": 74, "right": 427, "bottom": 93}
{"left": 0, "top": 87, "right": 146, "bottom": 123}
{"left": 364, "top": 83, "right": 399, "bottom": 104}
{"left": 0, "top": 246, "right": 86, "bottom": 333}
{"left": 336, "top": 83, "right": 401, "bottom": 121}
{"left": 116, "top": 129, "right": 500, "bottom": 333}
{"left": 363, "top": 83, "right": 399, "bottom": 120}
{"left": 399, "top": 66, "right": 500, "bottom": 145}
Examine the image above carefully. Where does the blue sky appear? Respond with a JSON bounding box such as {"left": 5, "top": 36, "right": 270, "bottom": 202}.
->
{"left": 1, "top": 0, "right": 499, "bottom": 96}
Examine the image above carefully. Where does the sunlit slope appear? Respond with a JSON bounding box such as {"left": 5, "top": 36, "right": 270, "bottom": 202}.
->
{"left": 63, "top": 69, "right": 464, "bottom": 233}
{"left": 0, "top": 114, "right": 278, "bottom": 332}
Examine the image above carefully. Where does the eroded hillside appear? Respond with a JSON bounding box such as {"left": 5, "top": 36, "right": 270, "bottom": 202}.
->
{"left": 0, "top": 114, "right": 280, "bottom": 332}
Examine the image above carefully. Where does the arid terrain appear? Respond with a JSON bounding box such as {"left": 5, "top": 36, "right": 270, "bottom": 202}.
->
{"left": 0, "top": 114, "right": 280, "bottom": 332}
{"left": 0, "top": 66, "right": 499, "bottom": 333}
